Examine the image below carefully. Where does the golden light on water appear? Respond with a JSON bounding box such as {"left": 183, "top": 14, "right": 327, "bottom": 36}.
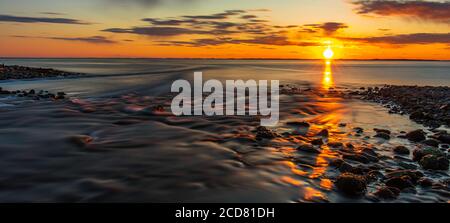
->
{"left": 322, "top": 60, "right": 334, "bottom": 90}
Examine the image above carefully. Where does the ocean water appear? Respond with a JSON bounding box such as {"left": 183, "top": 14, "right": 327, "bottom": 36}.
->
{"left": 0, "top": 59, "right": 449, "bottom": 202}
{"left": 0, "top": 59, "right": 449, "bottom": 97}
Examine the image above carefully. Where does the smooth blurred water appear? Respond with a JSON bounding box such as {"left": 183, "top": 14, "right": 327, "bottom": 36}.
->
{"left": 0, "top": 59, "right": 449, "bottom": 97}
{"left": 0, "top": 59, "right": 449, "bottom": 202}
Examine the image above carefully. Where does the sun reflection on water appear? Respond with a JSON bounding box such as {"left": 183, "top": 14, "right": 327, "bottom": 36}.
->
{"left": 322, "top": 60, "right": 334, "bottom": 90}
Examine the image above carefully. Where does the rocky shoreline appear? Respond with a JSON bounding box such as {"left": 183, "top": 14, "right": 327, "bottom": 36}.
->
{"left": 347, "top": 85, "right": 450, "bottom": 129}
{"left": 0, "top": 87, "right": 66, "bottom": 100}
{"left": 0, "top": 64, "right": 84, "bottom": 80}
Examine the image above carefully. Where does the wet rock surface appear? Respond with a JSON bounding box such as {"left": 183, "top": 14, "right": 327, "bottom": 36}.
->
{"left": 335, "top": 173, "right": 367, "bottom": 196}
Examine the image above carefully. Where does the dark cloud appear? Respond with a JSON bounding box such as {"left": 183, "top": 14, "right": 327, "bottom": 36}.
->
{"left": 352, "top": 0, "right": 450, "bottom": 23}
{"left": 12, "top": 35, "right": 115, "bottom": 44}
{"left": 106, "top": 0, "right": 199, "bottom": 7}
{"left": 40, "top": 12, "right": 65, "bottom": 16}
{"left": 103, "top": 26, "right": 209, "bottom": 36}
{"left": 157, "top": 35, "right": 320, "bottom": 47}
{"left": 183, "top": 10, "right": 245, "bottom": 20}
{"left": 103, "top": 9, "right": 325, "bottom": 47}
{"left": 50, "top": 36, "right": 116, "bottom": 44}
{"left": 304, "top": 22, "right": 348, "bottom": 36}
{"left": 340, "top": 32, "right": 450, "bottom": 44}
{"left": 0, "top": 14, "right": 89, "bottom": 25}
{"left": 104, "top": 10, "right": 257, "bottom": 37}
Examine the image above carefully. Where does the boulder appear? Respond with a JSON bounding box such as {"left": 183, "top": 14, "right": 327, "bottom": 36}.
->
{"left": 393, "top": 146, "right": 410, "bottom": 155}
{"left": 335, "top": 173, "right": 367, "bottom": 196}
{"left": 419, "top": 154, "right": 449, "bottom": 170}
{"left": 405, "top": 130, "right": 426, "bottom": 142}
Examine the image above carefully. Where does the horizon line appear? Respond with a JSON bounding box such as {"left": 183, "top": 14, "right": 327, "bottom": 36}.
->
{"left": 1, "top": 57, "right": 449, "bottom": 61}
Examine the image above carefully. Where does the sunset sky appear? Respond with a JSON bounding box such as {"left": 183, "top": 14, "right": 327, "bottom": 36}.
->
{"left": 0, "top": 0, "right": 449, "bottom": 59}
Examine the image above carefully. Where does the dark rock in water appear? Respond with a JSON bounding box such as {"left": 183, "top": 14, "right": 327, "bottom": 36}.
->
{"left": 410, "top": 111, "right": 424, "bottom": 120}
{"left": 345, "top": 143, "right": 354, "bottom": 149}
{"left": 329, "top": 158, "right": 344, "bottom": 167}
{"left": 393, "top": 146, "right": 410, "bottom": 155}
{"left": 437, "top": 134, "right": 450, "bottom": 144}
{"left": 339, "top": 162, "right": 365, "bottom": 175}
{"left": 413, "top": 147, "right": 444, "bottom": 161}
{"left": 442, "top": 144, "right": 449, "bottom": 149}
{"left": 361, "top": 147, "right": 378, "bottom": 157}
{"left": 287, "top": 121, "right": 310, "bottom": 127}
{"left": 28, "top": 89, "right": 35, "bottom": 95}
{"left": 255, "top": 126, "right": 279, "bottom": 139}
{"left": 374, "top": 132, "right": 390, "bottom": 140}
{"left": 405, "top": 130, "right": 426, "bottom": 142}
{"left": 422, "top": 139, "right": 439, "bottom": 147}
{"left": 338, "top": 123, "right": 347, "bottom": 127}
{"left": 374, "top": 128, "right": 391, "bottom": 135}
{"left": 68, "top": 135, "right": 93, "bottom": 148}
{"left": 327, "top": 141, "right": 343, "bottom": 148}
{"left": 338, "top": 162, "right": 353, "bottom": 173}
{"left": 418, "top": 178, "right": 433, "bottom": 187}
{"left": 385, "top": 176, "right": 414, "bottom": 190}
{"left": 366, "top": 170, "right": 384, "bottom": 181}
{"left": 385, "top": 170, "right": 423, "bottom": 183}
{"left": 374, "top": 186, "right": 399, "bottom": 199}
{"left": 311, "top": 138, "right": 323, "bottom": 145}
{"left": 343, "top": 153, "right": 370, "bottom": 164}
{"left": 353, "top": 127, "right": 364, "bottom": 133}
{"left": 316, "top": 129, "right": 329, "bottom": 137}
{"left": 419, "top": 154, "right": 449, "bottom": 170}
{"left": 335, "top": 173, "right": 367, "bottom": 196}
{"left": 397, "top": 161, "right": 417, "bottom": 170}
{"left": 297, "top": 143, "right": 320, "bottom": 154}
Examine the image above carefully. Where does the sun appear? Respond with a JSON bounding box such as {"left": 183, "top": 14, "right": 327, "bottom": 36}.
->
{"left": 323, "top": 47, "right": 334, "bottom": 59}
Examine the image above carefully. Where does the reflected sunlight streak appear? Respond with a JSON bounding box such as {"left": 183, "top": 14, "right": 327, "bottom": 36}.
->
{"left": 322, "top": 60, "right": 334, "bottom": 90}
